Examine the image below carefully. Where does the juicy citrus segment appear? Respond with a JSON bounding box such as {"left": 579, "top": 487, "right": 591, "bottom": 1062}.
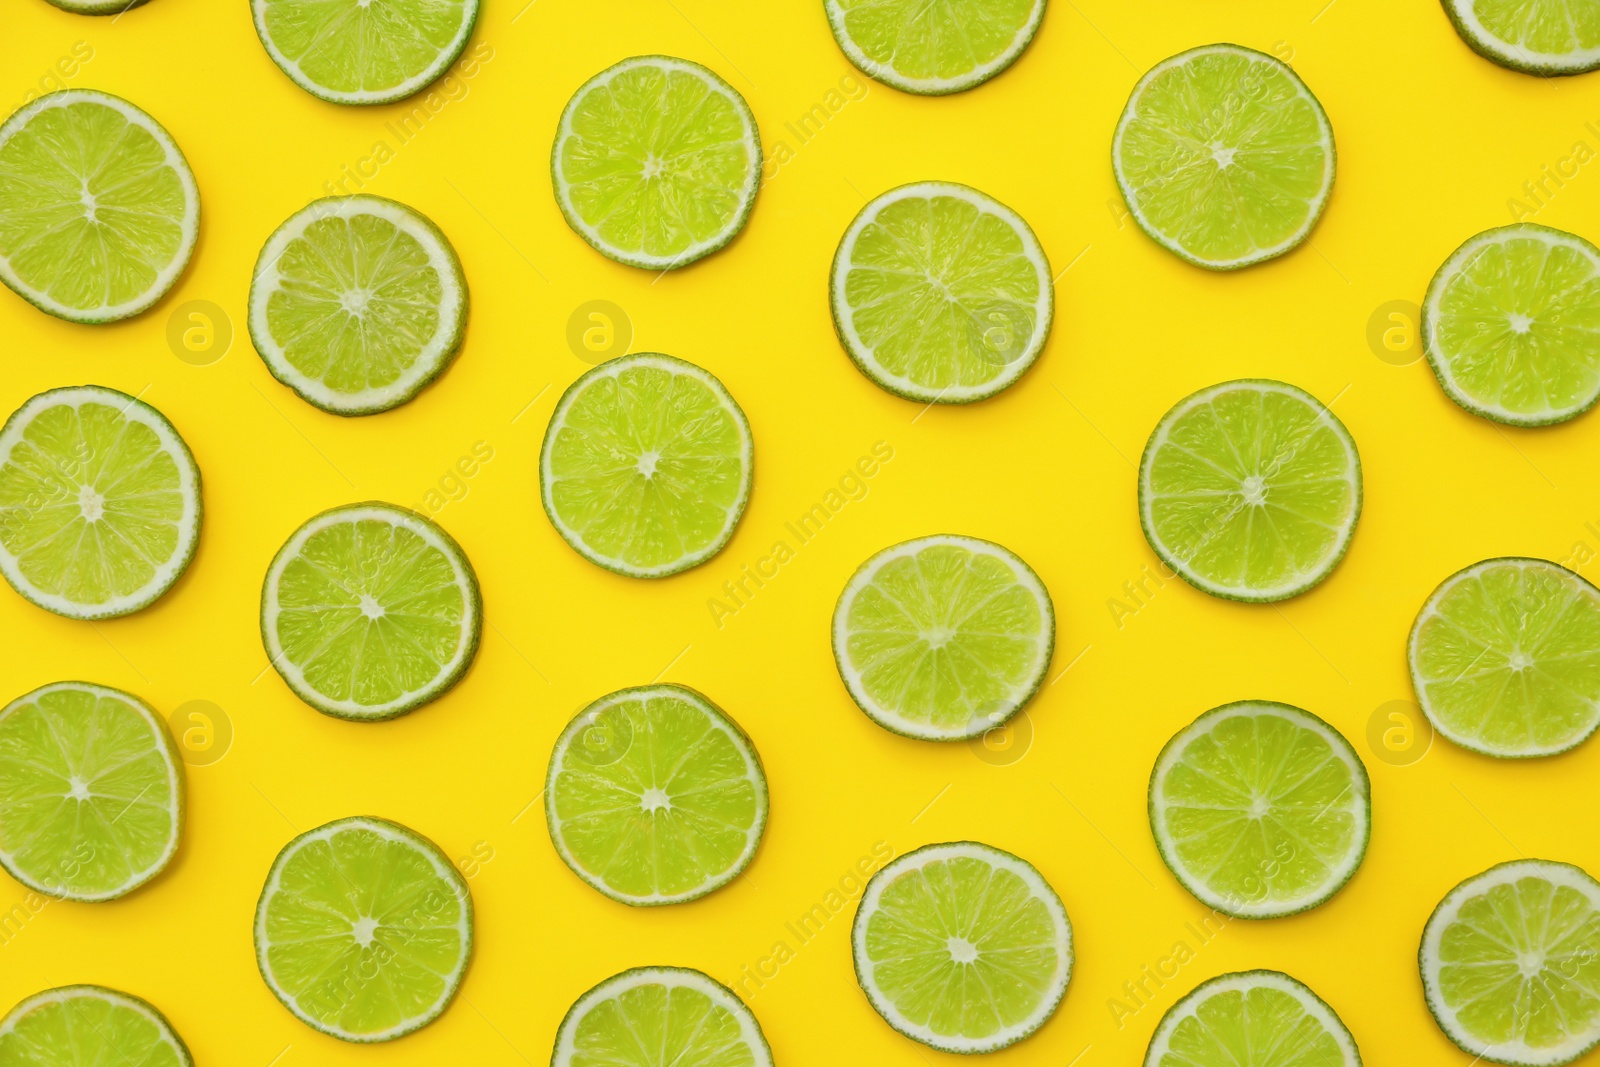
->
{"left": 0, "top": 386, "right": 201, "bottom": 620}
{"left": 831, "top": 182, "right": 1052, "bottom": 404}
{"left": 1421, "top": 860, "right": 1600, "bottom": 1066}
{"left": 552, "top": 968, "right": 773, "bottom": 1067}
{"left": 552, "top": 56, "right": 760, "bottom": 270}
{"left": 540, "top": 354, "right": 752, "bottom": 578}
{"left": 1444, "top": 0, "right": 1600, "bottom": 74}
{"left": 1422, "top": 225, "right": 1600, "bottom": 426}
{"left": 0, "top": 986, "right": 191, "bottom": 1067}
{"left": 852, "top": 842, "right": 1072, "bottom": 1054}
{"left": 1149, "top": 702, "right": 1370, "bottom": 918}
{"left": 1144, "top": 971, "right": 1361, "bottom": 1067}
{"left": 1139, "top": 380, "right": 1362, "bottom": 603}
{"left": 1113, "top": 45, "right": 1335, "bottom": 270}
{"left": 0, "top": 90, "right": 198, "bottom": 323}
{"left": 546, "top": 685, "right": 768, "bottom": 905}
{"left": 255, "top": 816, "right": 472, "bottom": 1043}
{"left": 261, "top": 503, "right": 481, "bottom": 720}
{"left": 824, "top": 0, "right": 1047, "bottom": 94}
{"left": 1409, "top": 558, "right": 1600, "bottom": 758}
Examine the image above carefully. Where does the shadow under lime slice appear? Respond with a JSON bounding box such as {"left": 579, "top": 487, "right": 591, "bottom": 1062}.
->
{"left": 1444, "top": 0, "right": 1600, "bottom": 74}
{"left": 824, "top": 0, "right": 1047, "bottom": 94}
{"left": 1144, "top": 971, "right": 1360, "bottom": 1066}
{"left": 0, "top": 986, "right": 192, "bottom": 1066}
{"left": 552, "top": 967, "right": 773, "bottom": 1067}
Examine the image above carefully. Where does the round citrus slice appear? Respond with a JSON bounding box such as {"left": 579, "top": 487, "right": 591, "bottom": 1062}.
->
{"left": 251, "top": 0, "right": 479, "bottom": 105}
{"left": 0, "top": 90, "right": 198, "bottom": 323}
{"left": 1409, "top": 557, "right": 1600, "bottom": 757}
{"left": 1113, "top": 45, "right": 1335, "bottom": 270}
{"left": 255, "top": 816, "right": 472, "bottom": 1042}
{"left": 540, "top": 354, "right": 752, "bottom": 578}
{"left": 0, "top": 986, "right": 191, "bottom": 1066}
{"left": 1144, "top": 971, "right": 1361, "bottom": 1066}
{"left": 831, "top": 181, "right": 1053, "bottom": 403}
{"left": 546, "top": 684, "right": 767, "bottom": 906}
{"left": 1421, "top": 859, "right": 1600, "bottom": 1066}
{"left": 249, "top": 195, "right": 468, "bottom": 415}
{"left": 261, "top": 503, "right": 481, "bottom": 720}
{"left": 1443, "top": 0, "right": 1600, "bottom": 75}
{"left": 42, "top": 0, "right": 152, "bottom": 13}
{"left": 0, "top": 386, "right": 202, "bottom": 620}
{"left": 1139, "top": 379, "right": 1362, "bottom": 602}
{"left": 1422, "top": 224, "right": 1600, "bottom": 426}
{"left": 1149, "top": 701, "right": 1370, "bottom": 919}
{"left": 824, "top": 0, "right": 1047, "bottom": 94}
{"left": 0, "top": 682, "right": 182, "bottom": 902}
{"left": 552, "top": 967, "right": 773, "bottom": 1067}
{"left": 852, "top": 841, "right": 1072, "bottom": 1053}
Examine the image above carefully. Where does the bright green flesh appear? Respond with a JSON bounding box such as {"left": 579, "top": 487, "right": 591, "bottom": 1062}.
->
{"left": 1151, "top": 704, "right": 1366, "bottom": 917}
{"left": 1411, "top": 559, "right": 1600, "bottom": 757}
{"left": 1426, "top": 227, "right": 1600, "bottom": 425}
{"left": 0, "top": 989, "right": 187, "bottom": 1067}
{"left": 547, "top": 687, "right": 765, "bottom": 904}
{"left": 254, "top": 0, "right": 475, "bottom": 102}
{"left": 1451, "top": 0, "right": 1600, "bottom": 71}
{"left": 1116, "top": 47, "right": 1332, "bottom": 269}
{"left": 0, "top": 685, "right": 178, "bottom": 901}
{"left": 256, "top": 819, "right": 469, "bottom": 1041}
{"left": 826, "top": 0, "right": 1040, "bottom": 91}
{"left": 559, "top": 971, "right": 767, "bottom": 1067}
{"left": 542, "top": 357, "right": 749, "bottom": 577}
{"left": 555, "top": 59, "right": 756, "bottom": 268}
{"left": 1140, "top": 381, "right": 1360, "bottom": 602}
{"left": 1149, "top": 976, "right": 1355, "bottom": 1066}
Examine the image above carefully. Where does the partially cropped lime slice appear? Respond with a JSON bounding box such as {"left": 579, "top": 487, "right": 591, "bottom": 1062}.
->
{"left": 255, "top": 816, "right": 472, "bottom": 1042}
{"left": 552, "top": 967, "right": 773, "bottom": 1067}
{"left": 0, "top": 386, "right": 201, "bottom": 620}
{"left": 852, "top": 841, "right": 1072, "bottom": 1054}
{"left": 1422, "top": 224, "right": 1600, "bottom": 426}
{"left": 831, "top": 181, "right": 1053, "bottom": 404}
{"left": 553, "top": 56, "right": 760, "bottom": 271}
{"left": 0, "top": 682, "right": 182, "bottom": 902}
{"left": 42, "top": 0, "right": 152, "bottom": 13}
{"left": 1139, "top": 379, "right": 1362, "bottom": 602}
{"left": 1410, "top": 557, "right": 1600, "bottom": 758}
{"left": 0, "top": 986, "right": 191, "bottom": 1066}
{"left": 1150, "top": 701, "right": 1370, "bottom": 919}
{"left": 251, "top": 0, "right": 479, "bottom": 105}
{"left": 1144, "top": 971, "right": 1361, "bottom": 1066}
{"left": 261, "top": 503, "right": 481, "bottom": 720}
{"left": 1113, "top": 45, "right": 1335, "bottom": 270}
{"left": 541, "top": 354, "right": 752, "bottom": 578}
{"left": 824, "top": 0, "right": 1047, "bottom": 94}
{"left": 1422, "top": 859, "right": 1600, "bottom": 1066}
{"left": 546, "top": 685, "right": 767, "bottom": 906}
{"left": 1444, "top": 0, "right": 1600, "bottom": 74}
{"left": 0, "top": 90, "right": 198, "bottom": 322}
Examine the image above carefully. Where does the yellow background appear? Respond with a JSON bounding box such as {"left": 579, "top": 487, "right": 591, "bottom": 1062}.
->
{"left": 4, "top": 0, "right": 1600, "bottom": 1062}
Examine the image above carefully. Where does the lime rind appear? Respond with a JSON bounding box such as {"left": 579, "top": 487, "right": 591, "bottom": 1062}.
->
{"left": 1143, "top": 970, "right": 1362, "bottom": 1066}
{"left": 544, "top": 684, "right": 769, "bottom": 906}
{"left": 823, "top": 0, "right": 1048, "bottom": 95}
{"left": 0, "top": 985, "right": 193, "bottom": 1066}
{"left": 1442, "top": 0, "right": 1600, "bottom": 75}
{"left": 830, "top": 181, "right": 1054, "bottom": 404}
{"left": 0, "top": 90, "right": 199, "bottom": 323}
{"left": 1148, "top": 701, "right": 1371, "bottom": 920}
{"left": 551, "top": 967, "right": 774, "bottom": 1067}
{"left": 41, "top": 0, "right": 152, "bottom": 13}
{"left": 851, "top": 840, "right": 1073, "bottom": 1054}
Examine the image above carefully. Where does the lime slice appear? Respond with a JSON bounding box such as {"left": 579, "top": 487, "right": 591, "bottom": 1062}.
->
{"left": 251, "top": 0, "right": 479, "bottom": 105}
{"left": 42, "top": 0, "right": 151, "bottom": 13}
{"left": 1443, "top": 0, "right": 1600, "bottom": 74}
{"left": 546, "top": 684, "right": 767, "bottom": 906}
{"left": 833, "top": 535, "right": 1054, "bottom": 740}
{"left": 0, "top": 90, "right": 198, "bottom": 323}
{"left": 0, "top": 386, "right": 202, "bottom": 620}
{"left": 255, "top": 816, "right": 472, "bottom": 1042}
{"left": 852, "top": 841, "right": 1072, "bottom": 1053}
{"left": 1409, "top": 557, "right": 1600, "bottom": 758}
{"left": 830, "top": 181, "right": 1053, "bottom": 404}
{"left": 1421, "top": 859, "right": 1600, "bottom": 1065}
{"left": 248, "top": 195, "right": 468, "bottom": 416}
{"left": 1139, "top": 379, "right": 1362, "bottom": 603}
{"left": 261, "top": 502, "right": 481, "bottom": 720}
{"left": 0, "top": 682, "right": 181, "bottom": 902}
{"left": 1144, "top": 970, "right": 1361, "bottom": 1066}
{"left": 1149, "top": 701, "right": 1370, "bottom": 919}
{"left": 1422, "top": 224, "right": 1600, "bottom": 426}
{"left": 552, "top": 967, "right": 773, "bottom": 1067}
{"left": 0, "top": 986, "right": 191, "bottom": 1066}
{"left": 552, "top": 56, "right": 760, "bottom": 271}
{"left": 1113, "top": 45, "right": 1335, "bottom": 270}
{"left": 824, "top": 0, "right": 1047, "bottom": 94}
{"left": 540, "top": 354, "right": 752, "bottom": 578}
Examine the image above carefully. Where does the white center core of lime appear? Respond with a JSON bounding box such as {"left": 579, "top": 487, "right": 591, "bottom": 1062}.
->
{"left": 923, "top": 628, "right": 954, "bottom": 649}
{"left": 1241, "top": 476, "right": 1267, "bottom": 505}
{"left": 1518, "top": 952, "right": 1546, "bottom": 977}
{"left": 1508, "top": 650, "right": 1531, "bottom": 671}
{"left": 351, "top": 916, "right": 379, "bottom": 947}
{"left": 66, "top": 777, "right": 91, "bottom": 801}
{"left": 80, "top": 189, "right": 98, "bottom": 221}
{"left": 1509, "top": 313, "right": 1533, "bottom": 334}
{"left": 641, "top": 787, "right": 672, "bottom": 812}
{"left": 1210, "top": 143, "right": 1237, "bottom": 168}
{"left": 1248, "top": 795, "right": 1269, "bottom": 818}
{"left": 641, "top": 154, "right": 663, "bottom": 179}
{"left": 636, "top": 451, "right": 660, "bottom": 478}
{"left": 359, "top": 595, "right": 385, "bottom": 620}
{"left": 78, "top": 486, "right": 104, "bottom": 521}
{"left": 947, "top": 937, "right": 979, "bottom": 964}
{"left": 341, "top": 289, "right": 373, "bottom": 316}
